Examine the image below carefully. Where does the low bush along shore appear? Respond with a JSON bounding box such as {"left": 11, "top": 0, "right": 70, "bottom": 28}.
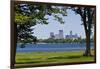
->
{"left": 15, "top": 50, "right": 95, "bottom": 67}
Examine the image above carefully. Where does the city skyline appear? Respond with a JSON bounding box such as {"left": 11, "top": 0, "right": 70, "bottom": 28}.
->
{"left": 50, "top": 30, "right": 80, "bottom": 39}
{"left": 32, "top": 9, "right": 86, "bottom": 39}
{"left": 50, "top": 30, "right": 64, "bottom": 39}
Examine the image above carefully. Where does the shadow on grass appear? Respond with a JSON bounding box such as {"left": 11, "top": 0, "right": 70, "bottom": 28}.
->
{"left": 16, "top": 55, "right": 94, "bottom": 64}
{"left": 16, "top": 60, "right": 54, "bottom": 64}
{"left": 67, "top": 56, "right": 82, "bottom": 59}
{"left": 16, "top": 61, "right": 41, "bottom": 64}
{"left": 17, "top": 58, "right": 39, "bottom": 61}
{"left": 48, "top": 55, "right": 82, "bottom": 59}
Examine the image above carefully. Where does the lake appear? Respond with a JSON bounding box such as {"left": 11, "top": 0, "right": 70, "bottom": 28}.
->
{"left": 16, "top": 43, "right": 94, "bottom": 52}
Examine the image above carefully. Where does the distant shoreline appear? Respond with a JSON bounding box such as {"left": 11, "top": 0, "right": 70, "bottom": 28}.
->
{"left": 35, "top": 42, "right": 84, "bottom": 44}
{"left": 17, "top": 42, "right": 94, "bottom": 45}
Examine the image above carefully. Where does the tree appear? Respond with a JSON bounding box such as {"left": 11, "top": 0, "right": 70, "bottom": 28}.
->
{"left": 72, "top": 6, "right": 95, "bottom": 56}
{"left": 33, "top": 36, "right": 37, "bottom": 44}
{"left": 15, "top": 4, "right": 67, "bottom": 45}
{"left": 15, "top": 4, "right": 48, "bottom": 45}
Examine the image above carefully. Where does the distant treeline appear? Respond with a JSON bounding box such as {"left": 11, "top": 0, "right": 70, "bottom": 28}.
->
{"left": 17, "top": 38, "right": 94, "bottom": 44}
{"left": 37, "top": 38, "right": 94, "bottom": 43}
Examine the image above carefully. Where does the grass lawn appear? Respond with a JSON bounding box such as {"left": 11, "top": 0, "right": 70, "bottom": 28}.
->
{"left": 15, "top": 50, "right": 95, "bottom": 67}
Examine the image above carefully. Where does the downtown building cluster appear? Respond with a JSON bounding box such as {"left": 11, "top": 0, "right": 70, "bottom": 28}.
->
{"left": 50, "top": 30, "right": 81, "bottom": 39}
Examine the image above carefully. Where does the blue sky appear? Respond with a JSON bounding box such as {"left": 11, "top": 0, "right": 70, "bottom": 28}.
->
{"left": 32, "top": 9, "right": 85, "bottom": 39}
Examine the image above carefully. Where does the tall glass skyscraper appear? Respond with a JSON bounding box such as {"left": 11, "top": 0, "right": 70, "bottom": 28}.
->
{"left": 70, "top": 31, "right": 72, "bottom": 36}
{"left": 59, "top": 30, "right": 64, "bottom": 39}
{"left": 50, "top": 32, "right": 55, "bottom": 38}
{"left": 50, "top": 30, "right": 64, "bottom": 39}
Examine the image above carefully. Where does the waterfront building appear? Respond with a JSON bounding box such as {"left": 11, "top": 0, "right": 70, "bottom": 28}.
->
{"left": 58, "top": 30, "right": 64, "bottom": 39}
{"left": 65, "top": 31, "right": 79, "bottom": 40}
{"left": 50, "top": 30, "right": 64, "bottom": 39}
{"left": 50, "top": 32, "right": 55, "bottom": 39}
{"left": 49, "top": 30, "right": 80, "bottom": 40}
{"left": 70, "top": 31, "right": 72, "bottom": 36}
{"left": 55, "top": 34, "right": 60, "bottom": 39}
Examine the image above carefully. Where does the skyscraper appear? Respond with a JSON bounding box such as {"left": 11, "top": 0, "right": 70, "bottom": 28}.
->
{"left": 50, "top": 32, "right": 55, "bottom": 38}
{"left": 50, "top": 30, "right": 64, "bottom": 39}
{"left": 65, "top": 31, "right": 80, "bottom": 39}
{"left": 70, "top": 31, "right": 72, "bottom": 36}
{"left": 59, "top": 30, "right": 64, "bottom": 39}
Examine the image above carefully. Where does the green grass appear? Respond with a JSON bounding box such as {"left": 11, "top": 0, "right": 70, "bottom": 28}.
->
{"left": 15, "top": 50, "right": 95, "bottom": 67}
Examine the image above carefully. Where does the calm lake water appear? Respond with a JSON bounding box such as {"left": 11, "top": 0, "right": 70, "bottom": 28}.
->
{"left": 16, "top": 43, "right": 94, "bottom": 52}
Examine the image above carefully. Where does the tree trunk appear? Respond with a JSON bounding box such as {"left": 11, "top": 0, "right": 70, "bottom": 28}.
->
{"left": 83, "top": 8, "right": 92, "bottom": 56}
{"left": 83, "top": 31, "right": 91, "bottom": 56}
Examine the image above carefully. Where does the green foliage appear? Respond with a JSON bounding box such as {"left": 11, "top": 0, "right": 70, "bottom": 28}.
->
{"left": 15, "top": 4, "right": 67, "bottom": 25}
{"left": 72, "top": 7, "right": 95, "bottom": 30}
{"left": 17, "top": 22, "right": 34, "bottom": 43}
{"left": 15, "top": 4, "right": 68, "bottom": 44}
{"left": 38, "top": 38, "right": 82, "bottom": 43}
{"left": 54, "top": 15, "right": 64, "bottom": 24}
{"left": 15, "top": 13, "right": 31, "bottom": 24}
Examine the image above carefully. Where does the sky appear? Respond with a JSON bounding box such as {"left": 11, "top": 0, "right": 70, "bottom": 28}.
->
{"left": 32, "top": 9, "right": 86, "bottom": 39}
